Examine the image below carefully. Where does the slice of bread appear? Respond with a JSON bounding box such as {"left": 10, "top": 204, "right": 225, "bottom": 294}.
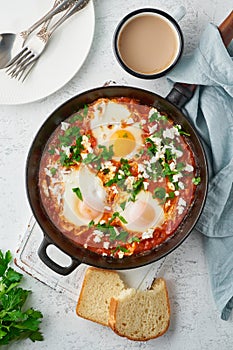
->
{"left": 108, "top": 278, "right": 170, "bottom": 341}
{"left": 76, "top": 267, "right": 126, "bottom": 326}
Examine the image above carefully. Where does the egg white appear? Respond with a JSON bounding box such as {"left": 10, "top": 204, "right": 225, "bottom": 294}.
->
{"left": 62, "top": 165, "right": 107, "bottom": 226}
{"left": 117, "top": 191, "right": 164, "bottom": 233}
{"left": 91, "top": 100, "right": 131, "bottom": 129}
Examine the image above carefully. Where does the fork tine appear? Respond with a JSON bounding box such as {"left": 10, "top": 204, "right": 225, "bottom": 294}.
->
{"left": 11, "top": 54, "right": 35, "bottom": 77}
{"left": 13, "top": 56, "right": 36, "bottom": 80}
{"left": 6, "top": 49, "right": 30, "bottom": 72}
{"left": 18, "top": 60, "right": 38, "bottom": 82}
{"left": 8, "top": 52, "right": 35, "bottom": 78}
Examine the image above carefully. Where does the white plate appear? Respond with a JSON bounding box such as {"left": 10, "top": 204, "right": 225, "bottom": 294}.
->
{"left": 0, "top": 0, "right": 95, "bottom": 105}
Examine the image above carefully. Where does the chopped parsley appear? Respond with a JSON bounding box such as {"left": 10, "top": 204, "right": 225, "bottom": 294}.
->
{"left": 120, "top": 201, "right": 127, "bottom": 211}
{"left": 0, "top": 250, "right": 43, "bottom": 346}
{"left": 99, "top": 144, "right": 114, "bottom": 161}
{"left": 175, "top": 125, "right": 190, "bottom": 136}
{"left": 48, "top": 148, "right": 55, "bottom": 155}
{"left": 149, "top": 111, "right": 168, "bottom": 122}
{"left": 153, "top": 187, "right": 166, "bottom": 200}
{"left": 89, "top": 213, "right": 128, "bottom": 241}
{"left": 50, "top": 167, "right": 57, "bottom": 176}
{"left": 58, "top": 126, "right": 81, "bottom": 147}
{"left": 60, "top": 135, "right": 84, "bottom": 166}
{"left": 108, "top": 212, "right": 128, "bottom": 225}
{"left": 112, "top": 245, "right": 130, "bottom": 254}
{"left": 130, "top": 178, "right": 144, "bottom": 202}
{"left": 146, "top": 138, "right": 157, "bottom": 156}
{"left": 192, "top": 177, "right": 201, "bottom": 185}
{"left": 72, "top": 187, "right": 83, "bottom": 201}
{"left": 128, "top": 236, "right": 140, "bottom": 243}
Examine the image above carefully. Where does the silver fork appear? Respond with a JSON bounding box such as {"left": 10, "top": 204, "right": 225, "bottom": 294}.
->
{"left": 6, "top": 0, "right": 90, "bottom": 82}
{"left": 1, "top": 0, "right": 78, "bottom": 69}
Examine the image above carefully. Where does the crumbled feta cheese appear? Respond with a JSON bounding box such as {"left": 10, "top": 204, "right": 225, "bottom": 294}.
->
{"left": 142, "top": 228, "right": 154, "bottom": 240}
{"left": 150, "top": 135, "right": 162, "bottom": 145}
{"left": 169, "top": 161, "right": 176, "bottom": 171}
{"left": 112, "top": 186, "right": 118, "bottom": 194}
{"left": 84, "top": 243, "right": 88, "bottom": 249}
{"left": 178, "top": 198, "right": 186, "bottom": 207}
{"left": 61, "top": 122, "right": 70, "bottom": 131}
{"left": 177, "top": 197, "right": 186, "bottom": 215}
{"left": 42, "top": 183, "right": 49, "bottom": 197}
{"left": 173, "top": 148, "right": 183, "bottom": 158}
{"left": 148, "top": 107, "right": 158, "bottom": 119}
{"left": 81, "top": 135, "right": 92, "bottom": 153}
{"left": 184, "top": 164, "right": 194, "bottom": 172}
{"left": 99, "top": 220, "right": 106, "bottom": 225}
{"left": 177, "top": 206, "right": 185, "bottom": 215}
{"left": 126, "top": 117, "right": 134, "bottom": 124}
{"left": 81, "top": 152, "right": 88, "bottom": 160}
{"left": 141, "top": 119, "right": 146, "bottom": 125}
{"left": 174, "top": 190, "right": 180, "bottom": 196}
{"left": 138, "top": 163, "right": 146, "bottom": 173}
{"left": 93, "top": 229, "right": 104, "bottom": 243}
{"left": 143, "top": 182, "right": 149, "bottom": 190}
{"left": 103, "top": 241, "right": 110, "bottom": 250}
{"left": 118, "top": 251, "right": 125, "bottom": 259}
{"left": 61, "top": 145, "right": 71, "bottom": 158}
{"left": 93, "top": 230, "right": 104, "bottom": 237}
{"left": 48, "top": 184, "right": 61, "bottom": 196}
{"left": 125, "top": 176, "right": 135, "bottom": 190}
{"left": 173, "top": 173, "right": 183, "bottom": 183}
{"left": 163, "top": 127, "right": 180, "bottom": 139}
{"left": 148, "top": 124, "right": 158, "bottom": 135}
{"left": 178, "top": 181, "right": 185, "bottom": 190}
{"left": 150, "top": 156, "right": 158, "bottom": 164}
{"left": 45, "top": 167, "right": 52, "bottom": 177}
{"left": 93, "top": 235, "right": 102, "bottom": 243}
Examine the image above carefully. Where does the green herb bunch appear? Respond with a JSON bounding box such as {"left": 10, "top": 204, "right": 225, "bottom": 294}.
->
{"left": 0, "top": 250, "right": 43, "bottom": 346}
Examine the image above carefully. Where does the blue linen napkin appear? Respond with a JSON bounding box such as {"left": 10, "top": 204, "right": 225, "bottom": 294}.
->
{"left": 167, "top": 23, "right": 233, "bottom": 320}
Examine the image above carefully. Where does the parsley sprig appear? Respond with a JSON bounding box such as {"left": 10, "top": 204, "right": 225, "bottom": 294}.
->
{"left": 0, "top": 250, "right": 43, "bottom": 346}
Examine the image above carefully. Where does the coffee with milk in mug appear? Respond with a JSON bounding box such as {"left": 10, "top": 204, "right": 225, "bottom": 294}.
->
{"left": 114, "top": 8, "right": 184, "bottom": 79}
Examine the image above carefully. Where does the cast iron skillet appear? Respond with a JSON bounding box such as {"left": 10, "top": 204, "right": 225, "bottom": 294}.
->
{"left": 26, "top": 11, "right": 233, "bottom": 275}
{"left": 26, "top": 84, "right": 208, "bottom": 274}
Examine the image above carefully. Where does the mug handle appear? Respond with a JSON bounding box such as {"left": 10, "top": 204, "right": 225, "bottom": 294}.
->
{"left": 38, "top": 235, "right": 81, "bottom": 275}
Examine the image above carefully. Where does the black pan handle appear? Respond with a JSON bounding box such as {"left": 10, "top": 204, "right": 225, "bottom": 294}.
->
{"left": 166, "top": 82, "right": 197, "bottom": 109}
{"left": 38, "top": 236, "right": 81, "bottom": 275}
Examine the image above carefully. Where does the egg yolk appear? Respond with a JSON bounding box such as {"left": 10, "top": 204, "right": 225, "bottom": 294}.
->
{"left": 110, "top": 129, "right": 136, "bottom": 157}
{"left": 74, "top": 198, "right": 101, "bottom": 221}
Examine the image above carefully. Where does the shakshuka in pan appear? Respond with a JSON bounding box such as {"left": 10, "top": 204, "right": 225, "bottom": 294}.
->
{"left": 39, "top": 97, "right": 201, "bottom": 259}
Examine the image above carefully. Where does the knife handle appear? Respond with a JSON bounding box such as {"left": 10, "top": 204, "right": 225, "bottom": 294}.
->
{"left": 166, "top": 10, "right": 233, "bottom": 109}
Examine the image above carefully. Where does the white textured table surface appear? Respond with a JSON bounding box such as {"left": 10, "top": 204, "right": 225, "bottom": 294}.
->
{"left": 1, "top": 0, "right": 233, "bottom": 349}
